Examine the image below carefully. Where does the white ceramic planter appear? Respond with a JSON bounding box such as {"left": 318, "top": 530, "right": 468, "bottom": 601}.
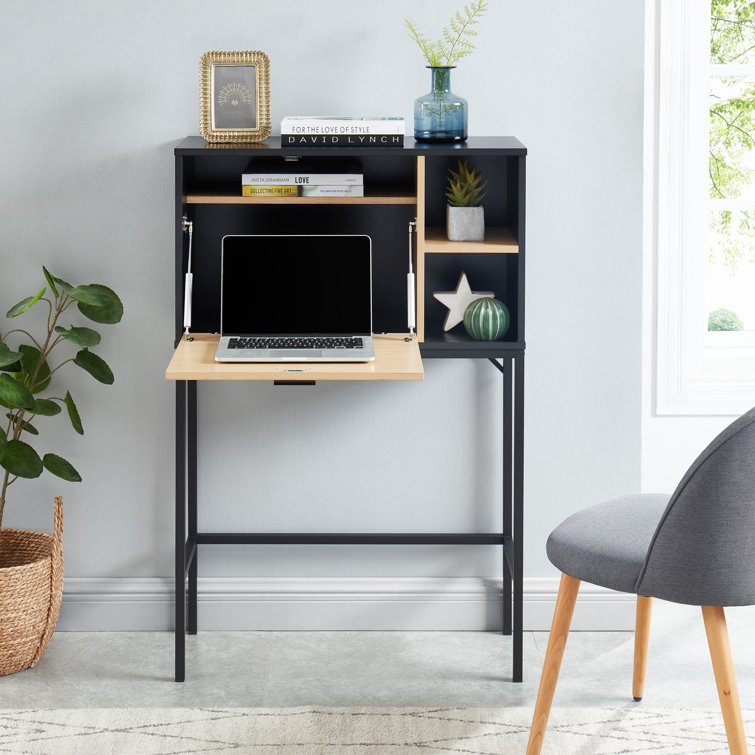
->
{"left": 446, "top": 205, "right": 485, "bottom": 241}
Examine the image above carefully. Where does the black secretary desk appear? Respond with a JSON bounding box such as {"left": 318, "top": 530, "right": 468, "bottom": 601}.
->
{"left": 167, "top": 136, "right": 526, "bottom": 682}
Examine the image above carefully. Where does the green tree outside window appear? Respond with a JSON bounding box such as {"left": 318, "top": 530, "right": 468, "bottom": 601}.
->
{"left": 709, "top": 0, "right": 755, "bottom": 271}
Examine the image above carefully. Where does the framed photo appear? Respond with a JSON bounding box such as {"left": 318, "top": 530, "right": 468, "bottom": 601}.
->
{"left": 199, "top": 51, "right": 271, "bottom": 143}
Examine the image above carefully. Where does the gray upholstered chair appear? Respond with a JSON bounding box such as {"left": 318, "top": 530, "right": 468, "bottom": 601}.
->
{"left": 527, "top": 406, "right": 755, "bottom": 755}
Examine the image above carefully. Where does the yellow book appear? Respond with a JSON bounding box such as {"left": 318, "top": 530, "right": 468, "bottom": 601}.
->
{"left": 241, "top": 185, "right": 299, "bottom": 197}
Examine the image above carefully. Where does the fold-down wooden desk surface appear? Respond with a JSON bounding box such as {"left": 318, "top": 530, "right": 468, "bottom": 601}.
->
{"left": 165, "top": 332, "right": 424, "bottom": 381}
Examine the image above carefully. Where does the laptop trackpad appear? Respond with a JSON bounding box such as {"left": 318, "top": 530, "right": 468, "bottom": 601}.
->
{"left": 275, "top": 350, "right": 322, "bottom": 358}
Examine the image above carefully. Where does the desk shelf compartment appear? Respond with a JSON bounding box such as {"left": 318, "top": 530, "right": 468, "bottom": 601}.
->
{"left": 414, "top": 153, "right": 524, "bottom": 345}
{"left": 181, "top": 152, "right": 419, "bottom": 207}
{"left": 422, "top": 154, "right": 521, "bottom": 230}
{"left": 421, "top": 252, "right": 520, "bottom": 348}
{"left": 182, "top": 203, "right": 417, "bottom": 337}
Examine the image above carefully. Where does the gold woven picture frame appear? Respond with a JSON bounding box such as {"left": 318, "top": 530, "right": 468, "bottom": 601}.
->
{"left": 199, "top": 51, "right": 271, "bottom": 143}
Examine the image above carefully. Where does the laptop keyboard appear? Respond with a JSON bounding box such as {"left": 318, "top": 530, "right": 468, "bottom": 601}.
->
{"left": 228, "top": 337, "right": 364, "bottom": 350}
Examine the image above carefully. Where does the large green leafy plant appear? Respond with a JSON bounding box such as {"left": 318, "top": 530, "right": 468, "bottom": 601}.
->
{"left": 0, "top": 268, "right": 123, "bottom": 527}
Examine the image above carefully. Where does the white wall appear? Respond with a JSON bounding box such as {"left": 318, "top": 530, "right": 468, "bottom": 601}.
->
{"left": 0, "top": 0, "right": 645, "bottom": 628}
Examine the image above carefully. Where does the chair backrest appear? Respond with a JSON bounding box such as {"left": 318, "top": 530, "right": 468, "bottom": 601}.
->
{"left": 635, "top": 406, "right": 755, "bottom": 606}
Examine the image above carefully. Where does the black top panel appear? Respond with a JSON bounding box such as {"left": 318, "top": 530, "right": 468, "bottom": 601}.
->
{"left": 175, "top": 135, "right": 527, "bottom": 156}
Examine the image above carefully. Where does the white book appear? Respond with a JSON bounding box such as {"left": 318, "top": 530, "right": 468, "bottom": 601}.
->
{"left": 280, "top": 116, "right": 405, "bottom": 135}
{"left": 301, "top": 185, "right": 365, "bottom": 197}
{"left": 242, "top": 173, "right": 364, "bottom": 186}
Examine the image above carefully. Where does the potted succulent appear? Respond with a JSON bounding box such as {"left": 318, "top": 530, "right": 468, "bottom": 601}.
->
{"left": 0, "top": 267, "right": 122, "bottom": 675}
{"left": 445, "top": 159, "right": 487, "bottom": 241}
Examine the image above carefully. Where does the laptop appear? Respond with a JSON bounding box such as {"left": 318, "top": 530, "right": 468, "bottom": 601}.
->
{"left": 215, "top": 234, "right": 375, "bottom": 362}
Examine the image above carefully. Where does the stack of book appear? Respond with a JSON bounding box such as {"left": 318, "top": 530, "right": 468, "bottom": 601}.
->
{"left": 241, "top": 158, "right": 364, "bottom": 198}
{"left": 280, "top": 116, "right": 405, "bottom": 147}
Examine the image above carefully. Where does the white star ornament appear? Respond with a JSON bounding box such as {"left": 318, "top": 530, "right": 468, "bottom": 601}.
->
{"left": 432, "top": 272, "right": 494, "bottom": 331}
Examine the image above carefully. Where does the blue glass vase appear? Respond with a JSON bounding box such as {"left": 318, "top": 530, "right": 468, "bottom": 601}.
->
{"left": 414, "top": 66, "right": 468, "bottom": 143}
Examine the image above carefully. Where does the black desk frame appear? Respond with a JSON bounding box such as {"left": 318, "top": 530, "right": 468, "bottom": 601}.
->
{"left": 172, "top": 136, "right": 526, "bottom": 684}
{"left": 174, "top": 350, "right": 524, "bottom": 683}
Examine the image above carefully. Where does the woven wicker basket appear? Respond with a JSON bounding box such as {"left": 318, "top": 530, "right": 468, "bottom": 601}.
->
{"left": 0, "top": 497, "right": 63, "bottom": 676}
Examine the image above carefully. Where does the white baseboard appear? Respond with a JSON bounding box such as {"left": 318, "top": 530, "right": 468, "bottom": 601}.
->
{"left": 57, "top": 577, "right": 636, "bottom": 632}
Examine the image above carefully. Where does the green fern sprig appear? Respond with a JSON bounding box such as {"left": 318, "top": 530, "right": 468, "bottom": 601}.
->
{"left": 405, "top": 1, "right": 488, "bottom": 67}
{"left": 404, "top": 19, "right": 444, "bottom": 67}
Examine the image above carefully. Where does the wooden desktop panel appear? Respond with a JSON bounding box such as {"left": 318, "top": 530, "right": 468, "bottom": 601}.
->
{"left": 165, "top": 333, "right": 424, "bottom": 382}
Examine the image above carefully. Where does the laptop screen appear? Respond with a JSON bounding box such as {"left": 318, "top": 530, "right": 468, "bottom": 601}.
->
{"left": 221, "top": 234, "right": 372, "bottom": 336}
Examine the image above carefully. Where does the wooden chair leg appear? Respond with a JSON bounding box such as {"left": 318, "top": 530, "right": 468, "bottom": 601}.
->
{"left": 526, "top": 573, "right": 580, "bottom": 755}
{"left": 701, "top": 606, "right": 747, "bottom": 755}
{"left": 632, "top": 596, "right": 652, "bottom": 701}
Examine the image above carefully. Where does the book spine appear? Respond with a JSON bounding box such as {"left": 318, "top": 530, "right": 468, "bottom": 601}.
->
{"left": 281, "top": 134, "right": 405, "bottom": 148}
{"left": 241, "top": 185, "right": 301, "bottom": 197}
{"left": 242, "top": 173, "right": 364, "bottom": 186}
{"left": 281, "top": 118, "right": 405, "bottom": 135}
{"left": 301, "top": 185, "right": 365, "bottom": 197}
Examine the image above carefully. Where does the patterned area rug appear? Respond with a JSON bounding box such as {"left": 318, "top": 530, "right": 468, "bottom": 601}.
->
{"left": 0, "top": 706, "right": 752, "bottom": 754}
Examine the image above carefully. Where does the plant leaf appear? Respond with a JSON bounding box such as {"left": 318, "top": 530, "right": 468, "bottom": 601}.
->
{"left": 43, "top": 266, "right": 59, "bottom": 298}
{"left": 6, "top": 287, "right": 46, "bottom": 318}
{"left": 19, "top": 345, "right": 51, "bottom": 394}
{"left": 77, "top": 285, "right": 123, "bottom": 324}
{"left": 54, "top": 325, "right": 101, "bottom": 348}
{"left": 53, "top": 276, "right": 73, "bottom": 295}
{"left": 0, "top": 439, "right": 43, "bottom": 478}
{"left": 0, "top": 425, "right": 6, "bottom": 458}
{"left": 28, "top": 398, "right": 62, "bottom": 416}
{"left": 65, "top": 284, "right": 109, "bottom": 307}
{"left": 74, "top": 349, "right": 114, "bottom": 384}
{"left": 0, "top": 342, "right": 23, "bottom": 369}
{"left": 6, "top": 413, "right": 38, "bottom": 435}
{"left": 0, "top": 360, "right": 21, "bottom": 374}
{"left": 0, "top": 373, "right": 34, "bottom": 409}
{"left": 64, "top": 391, "right": 83, "bottom": 434}
{"left": 42, "top": 453, "right": 82, "bottom": 482}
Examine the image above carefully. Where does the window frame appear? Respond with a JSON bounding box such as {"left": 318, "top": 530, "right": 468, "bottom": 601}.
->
{"left": 652, "top": 0, "right": 755, "bottom": 416}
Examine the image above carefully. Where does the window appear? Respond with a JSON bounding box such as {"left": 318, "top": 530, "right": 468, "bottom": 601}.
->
{"left": 653, "top": 0, "right": 755, "bottom": 415}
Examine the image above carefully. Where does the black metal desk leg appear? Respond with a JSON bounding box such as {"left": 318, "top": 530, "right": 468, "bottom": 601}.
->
{"left": 502, "top": 357, "right": 513, "bottom": 636}
{"left": 175, "top": 380, "right": 186, "bottom": 682}
{"left": 187, "top": 380, "right": 198, "bottom": 635}
{"left": 513, "top": 352, "right": 525, "bottom": 682}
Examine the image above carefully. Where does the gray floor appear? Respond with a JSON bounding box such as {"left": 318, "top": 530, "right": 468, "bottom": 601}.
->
{"left": 1, "top": 601, "right": 754, "bottom": 710}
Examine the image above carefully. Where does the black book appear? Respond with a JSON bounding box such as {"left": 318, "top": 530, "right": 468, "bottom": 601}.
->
{"left": 281, "top": 134, "right": 404, "bottom": 148}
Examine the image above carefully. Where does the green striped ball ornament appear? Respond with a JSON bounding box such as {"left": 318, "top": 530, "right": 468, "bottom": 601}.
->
{"left": 463, "top": 297, "right": 510, "bottom": 341}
